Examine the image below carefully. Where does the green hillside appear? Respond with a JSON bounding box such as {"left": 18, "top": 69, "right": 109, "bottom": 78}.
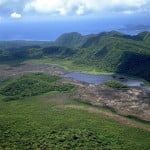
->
{"left": 54, "top": 32, "right": 95, "bottom": 47}
{"left": 0, "top": 31, "right": 150, "bottom": 81}
{"left": 136, "top": 31, "right": 150, "bottom": 43}
{"left": 0, "top": 73, "right": 149, "bottom": 149}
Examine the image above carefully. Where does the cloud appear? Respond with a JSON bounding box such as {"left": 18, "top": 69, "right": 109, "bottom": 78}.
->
{"left": 0, "top": 0, "right": 150, "bottom": 18}
{"left": 10, "top": 12, "right": 22, "bottom": 19}
{"left": 0, "top": 0, "right": 7, "bottom": 4}
{"left": 24, "top": 0, "right": 64, "bottom": 13}
{"left": 76, "top": 5, "right": 86, "bottom": 15}
{"left": 0, "top": 16, "right": 3, "bottom": 22}
{"left": 24, "top": 0, "right": 150, "bottom": 15}
{"left": 0, "top": 0, "right": 28, "bottom": 17}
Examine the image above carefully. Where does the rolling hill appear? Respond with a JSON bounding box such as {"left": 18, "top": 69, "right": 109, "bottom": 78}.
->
{"left": 0, "top": 31, "right": 150, "bottom": 81}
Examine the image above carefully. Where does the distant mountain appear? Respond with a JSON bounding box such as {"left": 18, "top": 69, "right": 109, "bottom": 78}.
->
{"left": 54, "top": 32, "right": 95, "bottom": 47}
{"left": 53, "top": 31, "right": 128, "bottom": 48}
{"left": 0, "top": 40, "right": 53, "bottom": 50}
{"left": 54, "top": 31, "right": 150, "bottom": 48}
{"left": 119, "top": 24, "right": 150, "bottom": 34}
{"left": 81, "top": 31, "right": 150, "bottom": 48}
{"left": 0, "top": 32, "right": 93, "bottom": 50}
{"left": 0, "top": 31, "right": 150, "bottom": 81}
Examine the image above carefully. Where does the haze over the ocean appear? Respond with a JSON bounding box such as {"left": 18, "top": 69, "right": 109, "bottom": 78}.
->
{"left": 0, "top": 0, "right": 150, "bottom": 40}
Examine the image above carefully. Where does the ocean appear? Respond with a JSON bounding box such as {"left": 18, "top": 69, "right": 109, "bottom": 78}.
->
{"left": 0, "top": 16, "right": 150, "bottom": 41}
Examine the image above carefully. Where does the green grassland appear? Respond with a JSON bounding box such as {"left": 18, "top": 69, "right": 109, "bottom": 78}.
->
{"left": 0, "top": 73, "right": 150, "bottom": 149}
{"left": 25, "top": 57, "right": 114, "bottom": 75}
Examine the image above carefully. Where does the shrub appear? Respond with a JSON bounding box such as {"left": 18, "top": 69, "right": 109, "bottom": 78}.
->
{"left": 104, "top": 80, "right": 128, "bottom": 89}
{"left": 2, "top": 96, "right": 22, "bottom": 102}
{"left": 0, "top": 73, "right": 75, "bottom": 100}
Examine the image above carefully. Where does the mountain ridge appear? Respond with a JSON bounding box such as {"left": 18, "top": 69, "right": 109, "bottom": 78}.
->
{"left": 0, "top": 31, "right": 150, "bottom": 81}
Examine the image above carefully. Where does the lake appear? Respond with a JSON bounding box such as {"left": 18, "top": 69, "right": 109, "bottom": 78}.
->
{"left": 63, "top": 72, "right": 150, "bottom": 90}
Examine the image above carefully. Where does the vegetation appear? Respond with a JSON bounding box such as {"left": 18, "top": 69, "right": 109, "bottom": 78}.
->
{"left": 0, "top": 41, "right": 52, "bottom": 50}
{"left": 54, "top": 32, "right": 95, "bottom": 47}
{"left": 0, "top": 31, "right": 150, "bottom": 81}
{"left": 0, "top": 73, "right": 75, "bottom": 100}
{"left": 0, "top": 88, "right": 150, "bottom": 149}
{"left": 0, "top": 31, "right": 150, "bottom": 149}
{"left": 104, "top": 80, "right": 128, "bottom": 89}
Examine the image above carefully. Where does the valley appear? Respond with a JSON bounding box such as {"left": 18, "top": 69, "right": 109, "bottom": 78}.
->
{"left": 0, "top": 70, "right": 150, "bottom": 149}
{"left": 0, "top": 31, "right": 150, "bottom": 149}
{"left": 0, "top": 63, "right": 150, "bottom": 123}
{"left": 1, "top": 0, "right": 150, "bottom": 149}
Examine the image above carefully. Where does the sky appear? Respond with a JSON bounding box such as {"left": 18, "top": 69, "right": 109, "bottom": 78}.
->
{"left": 0, "top": 0, "right": 150, "bottom": 40}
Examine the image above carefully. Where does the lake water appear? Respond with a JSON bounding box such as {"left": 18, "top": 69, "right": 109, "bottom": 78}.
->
{"left": 64, "top": 72, "right": 150, "bottom": 90}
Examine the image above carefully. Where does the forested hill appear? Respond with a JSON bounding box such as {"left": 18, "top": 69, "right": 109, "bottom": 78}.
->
{"left": 0, "top": 41, "right": 53, "bottom": 50}
{"left": 54, "top": 31, "right": 150, "bottom": 48}
{"left": 0, "top": 31, "right": 150, "bottom": 49}
{"left": 0, "top": 31, "right": 150, "bottom": 81}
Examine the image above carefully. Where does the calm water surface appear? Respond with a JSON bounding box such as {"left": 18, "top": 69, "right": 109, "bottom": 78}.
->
{"left": 64, "top": 72, "right": 150, "bottom": 91}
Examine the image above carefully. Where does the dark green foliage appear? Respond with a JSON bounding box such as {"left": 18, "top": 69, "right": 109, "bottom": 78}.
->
{"left": 0, "top": 48, "right": 43, "bottom": 62}
{"left": 2, "top": 96, "right": 21, "bottom": 102}
{"left": 0, "top": 73, "right": 74, "bottom": 99}
{"left": 95, "top": 46, "right": 110, "bottom": 58}
{"left": 0, "top": 78, "right": 50, "bottom": 96}
{"left": 11, "top": 49, "right": 29, "bottom": 59}
{"left": 43, "top": 46, "right": 75, "bottom": 57}
{"left": 104, "top": 80, "right": 128, "bottom": 89}
{"left": 0, "top": 46, "right": 75, "bottom": 62}
{"left": 117, "top": 52, "right": 150, "bottom": 81}
{"left": 0, "top": 41, "right": 53, "bottom": 50}
{"left": 22, "top": 72, "right": 61, "bottom": 82}
{"left": 136, "top": 31, "right": 150, "bottom": 43}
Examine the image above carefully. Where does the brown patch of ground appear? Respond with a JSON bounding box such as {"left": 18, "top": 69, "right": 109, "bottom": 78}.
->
{"left": 41, "top": 92, "right": 150, "bottom": 131}
{"left": 43, "top": 93, "right": 72, "bottom": 106}
{"left": 0, "top": 64, "right": 150, "bottom": 125}
{"left": 0, "top": 64, "right": 67, "bottom": 79}
{"left": 62, "top": 78, "right": 150, "bottom": 122}
{"left": 65, "top": 105, "right": 150, "bottom": 131}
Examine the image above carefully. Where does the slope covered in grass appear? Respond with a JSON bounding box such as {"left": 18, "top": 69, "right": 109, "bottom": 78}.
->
{"left": 0, "top": 91, "right": 150, "bottom": 149}
{"left": 0, "top": 72, "right": 150, "bottom": 149}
